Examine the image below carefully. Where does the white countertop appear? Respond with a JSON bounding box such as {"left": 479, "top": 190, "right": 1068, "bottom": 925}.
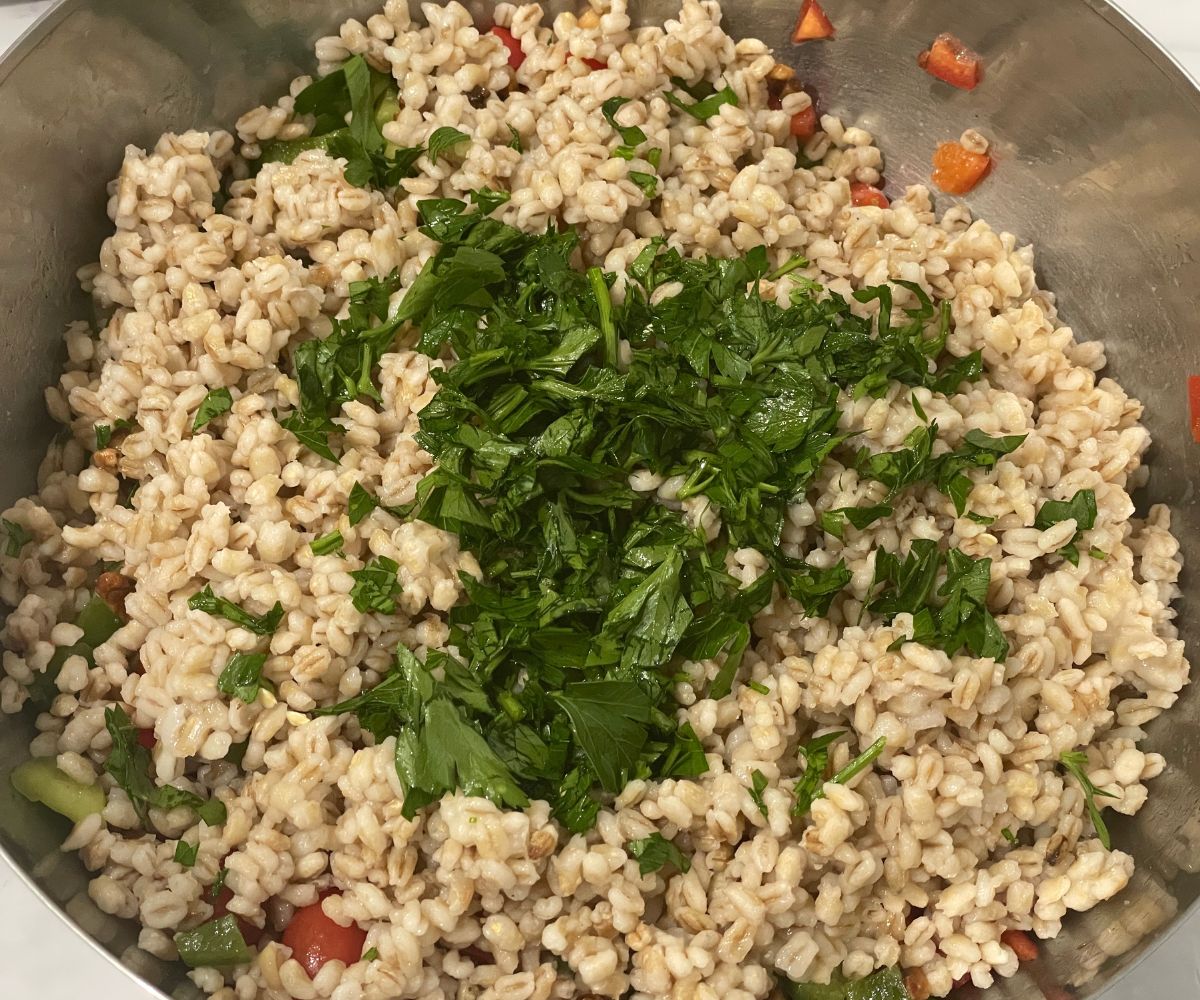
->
{"left": 1, "top": 1, "right": 1199, "bottom": 998}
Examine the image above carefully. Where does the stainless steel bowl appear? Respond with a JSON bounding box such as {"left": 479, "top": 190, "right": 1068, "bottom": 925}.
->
{"left": 0, "top": 1, "right": 1197, "bottom": 997}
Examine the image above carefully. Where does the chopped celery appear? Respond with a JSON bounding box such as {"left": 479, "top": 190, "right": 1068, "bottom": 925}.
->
{"left": 10, "top": 757, "right": 106, "bottom": 823}
{"left": 174, "top": 915, "right": 252, "bottom": 968}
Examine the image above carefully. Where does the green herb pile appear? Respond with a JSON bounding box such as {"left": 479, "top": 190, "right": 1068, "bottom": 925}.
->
{"left": 294, "top": 197, "right": 1042, "bottom": 830}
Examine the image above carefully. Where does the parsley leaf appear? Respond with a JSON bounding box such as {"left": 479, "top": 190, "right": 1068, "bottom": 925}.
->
{"left": 602, "top": 97, "right": 648, "bottom": 157}
{"left": 193, "top": 388, "right": 233, "bottom": 431}
{"left": 188, "top": 586, "right": 284, "bottom": 636}
{"left": 216, "top": 652, "right": 268, "bottom": 704}
{"left": 361, "top": 947, "right": 380, "bottom": 962}
{"left": 507, "top": 125, "right": 523, "bottom": 151}
{"left": 1, "top": 518, "right": 31, "bottom": 557}
{"left": 1001, "top": 827, "right": 1017, "bottom": 844}
{"left": 104, "top": 706, "right": 226, "bottom": 826}
{"left": 94, "top": 418, "right": 134, "bottom": 451}
{"left": 1060, "top": 750, "right": 1117, "bottom": 850}
{"left": 1035, "top": 488, "right": 1097, "bottom": 565}
{"left": 627, "top": 832, "right": 691, "bottom": 875}
{"left": 552, "top": 681, "right": 653, "bottom": 792}
{"left": 664, "top": 84, "right": 739, "bottom": 120}
{"left": 791, "top": 731, "right": 842, "bottom": 817}
{"left": 174, "top": 840, "right": 199, "bottom": 867}
{"left": 629, "top": 170, "right": 659, "bottom": 198}
{"left": 349, "top": 556, "right": 401, "bottom": 614}
{"left": 427, "top": 126, "right": 470, "bottom": 164}
{"left": 310, "top": 530, "right": 345, "bottom": 556}
{"left": 748, "top": 769, "right": 769, "bottom": 817}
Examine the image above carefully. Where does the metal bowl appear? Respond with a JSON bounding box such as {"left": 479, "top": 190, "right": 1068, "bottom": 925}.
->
{"left": 0, "top": 1, "right": 1197, "bottom": 997}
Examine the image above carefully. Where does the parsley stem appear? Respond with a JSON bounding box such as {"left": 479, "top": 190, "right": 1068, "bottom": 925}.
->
{"left": 831, "top": 736, "right": 886, "bottom": 786}
{"left": 587, "top": 267, "right": 618, "bottom": 367}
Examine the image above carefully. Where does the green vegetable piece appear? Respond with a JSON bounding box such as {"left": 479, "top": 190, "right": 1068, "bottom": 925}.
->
{"left": 216, "top": 652, "right": 268, "bottom": 704}
{"left": 361, "top": 947, "right": 380, "bottom": 962}
{"left": 193, "top": 388, "right": 233, "bottom": 431}
{"left": 310, "top": 529, "right": 345, "bottom": 556}
{"left": 1060, "top": 750, "right": 1117, "bottom": 850}
{"left": 349, "top": 556, "right": 401, "bottom": 614}
{"left": 76, "top": 594, "right": 122, "bottom": 648}
{"left": 1, "top": 518, "right": 31, "bottom": 557}
{"left": 664, "top": 82, "right": 739, "bottom": 120}
{"left": 10, "top": 757, "right": 106, "bottom": 823}
{"left": 187, "top": 586, "right": 284, "bottom": 636}
{"left": 781, "top": 967, "right": 909, "bottom": 1000}
{"left": 427, "top": 126, "right": 470, "bottom": 164}
{"left": 748, "top": 769, "right": 769, "bottom": 817}
{"left": 174, "top": 839, "right": 199, "bottom": 867}
{"left": 174, "top": 915, "right": 252, "bottom": 968}
{"left": 626, "top": 832, "right": 691, "bottom": 875}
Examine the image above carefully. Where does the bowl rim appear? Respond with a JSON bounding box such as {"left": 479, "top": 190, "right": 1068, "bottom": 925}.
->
{"left": 0, "top": 1, "right": 1197, "bottom": 999}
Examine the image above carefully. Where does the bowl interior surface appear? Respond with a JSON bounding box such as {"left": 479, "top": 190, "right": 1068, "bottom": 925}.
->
{"left": 0, "top": 1, "right": 1197, "bottom": 997}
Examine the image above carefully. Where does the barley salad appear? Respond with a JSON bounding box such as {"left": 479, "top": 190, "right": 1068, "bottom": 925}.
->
{"left": 0, "top": 1, "right": 1189, "bottom": 999}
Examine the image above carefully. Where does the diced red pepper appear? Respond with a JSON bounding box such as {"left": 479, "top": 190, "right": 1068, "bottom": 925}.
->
{"left": 490, "top": 25, "right": 525, "bottom": 70}
{"left": 282, "top": 892, "right": 367, "bottom": 978}
{"left": 211, "top": 885, "right": 264, "bottom": 947}
{"left": 932, "top": 140, "right": 991, "bottom": 194}
{"left": 582, "top": 56, "right": 606, "bottom": 70}
{"left": 1188, "top": 375, "right": 1200, "bottom": 442}
{"left": 850, "top": 182, "right": 889, "bottom": 208}
{"left": 790, "top": 105, "right": 818, "bottom": 140}
{"left": 1001, "top": 928, "right": 1039, "bottom": 962}
{"left": 918, "top": 33, "right": 983, "bottom": 91}
{"left": 136, "top": 727, "right": 156, "bottom": 750}
{"left": 792, "top": 0, "right": 835, "bottom": 42}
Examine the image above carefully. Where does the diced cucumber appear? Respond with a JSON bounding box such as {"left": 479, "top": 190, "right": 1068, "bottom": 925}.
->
{"left": 10, "top": 757, "right": 106, "bottom": 823}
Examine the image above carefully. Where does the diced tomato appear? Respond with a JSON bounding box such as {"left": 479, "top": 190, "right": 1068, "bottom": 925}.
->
{"left": 282, "top": 892, "right": 367, "bottom": 978}
{"left": 918, "top": 33, "right": 983, "bottom": 91}
{"left": 1001, "top": 928, "right": 1039, "bottom": 962}
{"left": 582, "top": 56, "right": 606, "bottom": 70}
{"left": 1188, "top": 375, "right": 1200, "bottom": 442}
{"left": 792, "top": 0, "right": 835, "bottom": 42}
{"left": 850, "top": 182, "right": 889, "bottom": 208}
{"left": 136, "top": 727, "right": 156, "bottom": 749}
{"left": 790, "top": 105, "right": 818, "bottom": 140}
{"left": 490, "top": 25, "right": 525, "bottom": 70}
{"left": 211, "top": 885, "right": 264, "bottom": 946}
{"left": 932, "top": 140, "right": 991, "bottom": 194}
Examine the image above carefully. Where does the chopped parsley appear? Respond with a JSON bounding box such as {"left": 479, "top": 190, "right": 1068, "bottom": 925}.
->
{"left": 1001, "top": 827, "right": 1017, "bottom": 844}
{"left": 216, "top": 652, "right": 269, "bottom": 704}
{"left": 1, "top": 518, "right": 31, "bottom": 557}
{"left": 1035, "top": 488, "right": 1098, "bottom": 565}
{"left": 260, "top": 55, "right": 422, "bottom": 188}
{"left": 94, "top": 418, "right": 134, "bottom": 450}
{"left": 348, "top": 556, "right": 401, "bottom": 614}
{"left": 1060, "top": 750, "right": 1117, "bottom": 850}
{"left": 174, "top": 839, "right": 199, "bottom": 867}
{"left": 104, "top": 706, "right": 226, "bottom": 827}
{"left": 361, "top": 947, "right": 380, "bottom": 962}
{"left": 188, "top": 586, "right": 284, "bottom": 636}
{"left": 748, "top": 769, "right": 770, "bottom": 817}
{"left": 308, "top": 200, "right": 1009, "bottom": 826}
{"left": 626, "top": 832, "right": 691, "bottom": 875}
{"left": 427, "top": 126, "right": 470, "bottom": 164}
{"left": 193, "top": 388, "right": 233, "bottom": 431}
{"left": 310, "top": 530, "right": 345, "bottom": 556}
{"left": 664, "top": 79, "right": 739, "bottom": 120}
{"left": 602, "top": 96, "right": 647, "bottom": 158}
{"left": 792, "top": 732, "right": 887, "bottom": 818}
